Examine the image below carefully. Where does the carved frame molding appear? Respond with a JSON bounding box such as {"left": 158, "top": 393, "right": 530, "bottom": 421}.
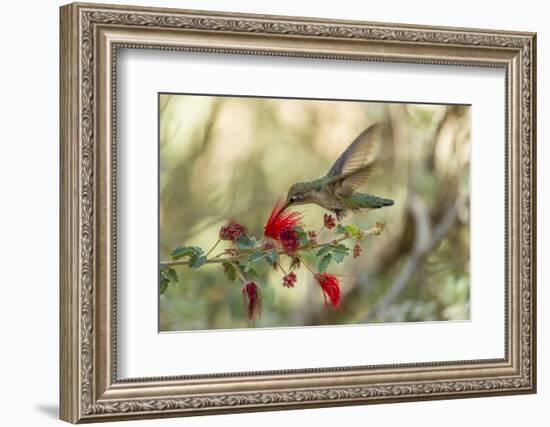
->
{"left": 60, "top": 2, "right": 536, "bottom": 423}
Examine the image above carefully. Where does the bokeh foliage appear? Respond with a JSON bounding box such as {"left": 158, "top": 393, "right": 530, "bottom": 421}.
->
{"left": 159, "top": 94, "right": 470, "bottom": 331}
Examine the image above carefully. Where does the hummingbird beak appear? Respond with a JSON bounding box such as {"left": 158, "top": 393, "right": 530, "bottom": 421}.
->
{"left": 274, "top": 200, "right": 291, "bottom": 220}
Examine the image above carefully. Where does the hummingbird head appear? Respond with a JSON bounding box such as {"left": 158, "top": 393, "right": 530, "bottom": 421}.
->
{"left": 280, "top": 182, "right": 312, "bottom": 214}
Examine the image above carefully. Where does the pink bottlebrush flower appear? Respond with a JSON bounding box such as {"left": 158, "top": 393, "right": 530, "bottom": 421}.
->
{"left": 353, "top": 244, "right": 362, "bottom": 258}
{"left": 323, "top": 214, "right": 336, "bottom": 230}
{"left": 264, "top": 199, "right": 302, "bottom": 241}
{"left": 315, "top": 272, "right": 341, "bottom": 308}
{"left": 241, "top": 281, "right": 261, "bottom": 320}
{"left": 282, "top": 272, "right": 297, "bottom": 288}
{"left": 219, "top": 220, "right": 247, "bottom": 241}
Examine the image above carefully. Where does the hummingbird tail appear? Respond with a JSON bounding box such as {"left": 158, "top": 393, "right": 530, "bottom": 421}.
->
{"left": 371, "top": 196, "right": 394, "bottom": 208}
{"left": 347, "top": 192, "right": 394, "bottom": 210}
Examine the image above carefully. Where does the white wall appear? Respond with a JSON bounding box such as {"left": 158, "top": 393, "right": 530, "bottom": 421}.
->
{"left": 0, "top": 0, "right": 545, "bottom": 425}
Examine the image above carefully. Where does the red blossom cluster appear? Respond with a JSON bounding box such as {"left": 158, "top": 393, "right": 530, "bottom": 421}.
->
{"left": 323, "top": 213, "right": 336, "bottom": 229}
{"left": 262, "top": 201, "right": 342, "bottom": 309}
{"left": 219, "top": 220, "right": 247, "bottom": 241}
{"left": 315, "top": 272, "right": 341, "bottom": 308}
{"left": 216, "top": 200, "right": 377, "bottom": 320}
{"left": 263, "top": 199, "right": 303, "bottom": 253}
{"left": 282, "top": 272, "right": 297, "bottom": 288}
{"left": 241, "top": 281, "right": 261, "bottom": 320}
{"left": 279, "top": 228, "right": 300, "bottom": 253}
{"left": 168, "top": 198, "right": 385, "bottom": 322}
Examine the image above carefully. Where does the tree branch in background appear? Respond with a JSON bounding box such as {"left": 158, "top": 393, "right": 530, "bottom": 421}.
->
{"left": 363, "top": 195, "right": 461, "bottom": 322}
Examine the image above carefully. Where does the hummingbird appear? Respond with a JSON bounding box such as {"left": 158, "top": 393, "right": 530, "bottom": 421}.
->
{"left": 279, "top": 124, "right": 394, "bottom": 221}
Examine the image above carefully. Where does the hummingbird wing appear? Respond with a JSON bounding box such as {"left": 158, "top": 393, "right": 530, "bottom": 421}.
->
{"left": 328, "top": 124, "right": 379, "bottom": 177}
{"left": 338, "top": 162, "right": 377, "bottom": 197}
{"left": 327, "top": 124, "right": 380, "bottom": 197}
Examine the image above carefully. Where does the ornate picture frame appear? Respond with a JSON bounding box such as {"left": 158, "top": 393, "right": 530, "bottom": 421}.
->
{"left": 60, "top": 2, "right": 536, "bottom": 423}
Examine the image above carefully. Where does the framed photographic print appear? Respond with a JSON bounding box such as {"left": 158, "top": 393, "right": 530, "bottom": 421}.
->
{"left": 60, "top": 2, "right": 537, "bottom": 423}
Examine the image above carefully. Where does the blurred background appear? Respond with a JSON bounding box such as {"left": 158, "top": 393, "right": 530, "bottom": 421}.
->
{"left": 159, "top": 94, "right": 470, "bottom": 331}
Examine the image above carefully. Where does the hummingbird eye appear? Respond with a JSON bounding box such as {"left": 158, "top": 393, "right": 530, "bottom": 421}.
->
{"left": 290, "top": 196, "right": 296, "bottom": 203}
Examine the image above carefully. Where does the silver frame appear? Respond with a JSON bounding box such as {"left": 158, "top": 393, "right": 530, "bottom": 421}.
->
{"left": 60, "top": 2, "right": 536, "bottom": 423}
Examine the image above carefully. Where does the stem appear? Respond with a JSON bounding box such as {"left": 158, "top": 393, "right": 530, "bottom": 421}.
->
{"left": 277, "top": 263, "right": 288, "bottom": 276}
{"left": 237, "top": 269, "right": 247, "bottom": 283}
{"left": 161, "top": 225, "right": 382, "bottom": 268}
{"left": 300, "top": 257, "right": 316, "bottom": 275}
{"left": 205, "top": 238, "right": 221, "bottom": 257}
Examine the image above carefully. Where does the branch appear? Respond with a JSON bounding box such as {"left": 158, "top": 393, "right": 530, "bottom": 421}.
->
{"left": 362, "top": 196, "right": 460, "bottom": 322}
{"left": 160, "top": 225, "right": 383, "bottom": 268}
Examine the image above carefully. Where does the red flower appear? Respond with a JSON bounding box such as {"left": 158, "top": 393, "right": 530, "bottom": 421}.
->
{"left": 323, "top": 214, "right": 336, "bottom": 229}
{"left": 241, "top": 281, "right": 261, "bottom": 320}
{"left": 315, "top": 272, "right": 341, "bottom": 308}
{"left": 264, "top": 199, "right": 302, "bottom": 241}
{"left": 282, "top": 272, "right": 297, "bottom": 288}
{"left": 279, "top": 227, "right": 300, "bottom": 253}
{"left": 219, "top": 220, "right": 247, "bottom": 241}
{"left": 353, "top": 244, "right": 362, "bottom": 258}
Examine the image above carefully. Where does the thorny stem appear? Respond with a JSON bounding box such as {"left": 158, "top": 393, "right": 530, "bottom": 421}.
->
{"left": 161, "top": 224, "right": 383, "bottom": 268}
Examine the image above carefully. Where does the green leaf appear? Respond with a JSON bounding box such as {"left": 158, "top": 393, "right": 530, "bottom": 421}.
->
{"left": 331, "top": 252, "right": 346, "bottom": 263}
{"left": 166, "top": 268, "right": 178, "bottom": 282}
{"left": 248, "top": 250, "right": 266, "bottom": 263}
{"left": 160, "top": 279, "right": 168, "bottom": 295}
{"left": 294, "top": 225, "right": 305, "bottom": 234}
{"left": 171, "top": 246, "right": 202, "bottom": 260}
{"left": 335, "top": 224, "right": 347, "bottom": 235}
{"left": 331, "top": 244, "right": 349, "bottom": 263}
{"left": 316, "top": 245, "right": 332, "bottom": 257}
{"left": 344, "top": 224, "right": 361, "bottom": 239}
{"left": 189, "top": 254, "right": 207, "bottom": 269}
{"left": 334, "top": 223, "right": 361, "bottom": 238}
{"left": 160, "top": 267, "right": 178, "bottom": 295}
{"left": 222, "top": 262, "right": 237, "bottom": 281}
{"left": 293, "top": 226, "right": 309, "bottom": 246}
{"left": 235, "top": 235, "right": 255, "bottom": 250}
{"left": 238, "top": 260, "right": 250, "bottom": 273}
{"left": 237, "top": 263, "right": 246, "bottom": 274}
{"left": 318, "top": 254, "right": 332, "bottom": 272}
{"left": 238, "top": 263, "right": 258, "bottom": 277}
{"left": 333, "top": 243, "right": 349, "bottom": 252}
{"left": 265, "top": 250, "right": 278, "bottom": 267}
